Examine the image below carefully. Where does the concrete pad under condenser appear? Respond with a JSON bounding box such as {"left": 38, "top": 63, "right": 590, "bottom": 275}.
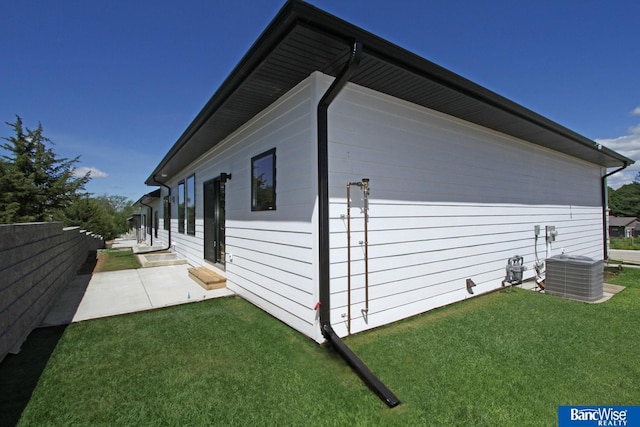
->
{"left": 516, "top": 281, "right": 625, "bottom": 304}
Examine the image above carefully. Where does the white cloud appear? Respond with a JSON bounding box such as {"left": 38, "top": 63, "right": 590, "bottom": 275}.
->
{"left": 597, "top": 127, "right": 640, "bottom": 189}
{"left": 632, "top": 106, "right": 640, "bottom": 116}
{"left": 74, "top": 166, "right": 109, "bottom": 179}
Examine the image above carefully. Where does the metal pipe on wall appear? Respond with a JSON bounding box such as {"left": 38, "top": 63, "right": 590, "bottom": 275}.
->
{"left": 148, "top": 175, "right": 172, "bottom": 253}
{"left": 347, "top": 182, "right": 352, "bottom": 335}
{"left": 140, "top": 201, "right": 153, "bottom": 246}
{"left": 601, "top": 163, "right": 629, "bottom": 260}
{"left": 346, "top": 178, "right": 370, "bottom": 334}
{"left": 362, "top": 178, "right": 369, "bottom": 316}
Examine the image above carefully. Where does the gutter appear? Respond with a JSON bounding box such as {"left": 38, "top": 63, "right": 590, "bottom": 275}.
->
{"left": 317, "top": 40, "right": 400, "bottom": 408}
{"left": 601, "top": 163, "right": 630, "bottom": 260}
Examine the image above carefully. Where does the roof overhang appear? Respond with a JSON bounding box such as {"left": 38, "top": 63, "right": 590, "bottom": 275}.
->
{"left": 134, "top": 189, "right": 161, "bottom": 207}
{"left": 146, "top": 0, "right": 632, "bottom": 186}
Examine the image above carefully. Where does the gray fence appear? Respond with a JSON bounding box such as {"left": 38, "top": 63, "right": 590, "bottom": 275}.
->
{"left": 0, "top": 222, "right": 104, "bottom": 362}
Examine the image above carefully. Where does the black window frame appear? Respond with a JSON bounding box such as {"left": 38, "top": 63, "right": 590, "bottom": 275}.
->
{"left": 163, "top": 196, "right": 170, "bottom": 231}
{"left": 186, "top": 174, "right": 196, "bottom": 236}
{"left": 251, "top": 148, "right": 276, "bottom": 211}
{"left": 178, "top": 181, "right": 185, "bottom": 234}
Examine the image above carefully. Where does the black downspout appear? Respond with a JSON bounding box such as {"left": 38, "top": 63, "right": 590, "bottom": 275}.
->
{"left": 150, "top": 175, "right": 172, "bottom": 253}
{"left": 317, "top": 40, "right": 400, "bottom": 408}
{"left": 601, "top": 163, "right": 629, "bottom": 260}
{"left": 140, "top": 201, "right": 153, "bottom": 246}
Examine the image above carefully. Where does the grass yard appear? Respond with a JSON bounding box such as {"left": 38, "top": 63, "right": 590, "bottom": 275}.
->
{"left": 610, "top": 237, "right": 640, "bottom": 250}
{"left": 94, "top": 248, "right": 141, "bottom": 272}
{"left": 13, "top": 270, "right": 640, "bottom": 426}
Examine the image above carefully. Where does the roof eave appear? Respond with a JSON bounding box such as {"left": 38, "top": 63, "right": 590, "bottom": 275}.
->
{"left": 145, "top": 0, "right": 632, "bottom": 186}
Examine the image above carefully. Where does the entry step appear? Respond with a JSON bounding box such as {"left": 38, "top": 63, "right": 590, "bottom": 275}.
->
{"left": 188, "top": 267, "right": 227, "bottom": 290}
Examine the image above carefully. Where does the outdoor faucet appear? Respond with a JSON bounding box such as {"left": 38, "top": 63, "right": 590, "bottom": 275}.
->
{"left": 361, "top": 178, "right": 369, "bottom": 210}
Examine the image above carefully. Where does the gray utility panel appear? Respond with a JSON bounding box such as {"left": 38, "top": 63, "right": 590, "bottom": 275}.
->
{"left": 545, "top": 254, "right": 603, "bottom": 302}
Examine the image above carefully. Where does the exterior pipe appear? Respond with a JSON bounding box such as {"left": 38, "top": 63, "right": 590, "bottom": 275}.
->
{"left": 362, "top": 178, "right": 370, "bottom": 316}
{"left": 347, "top": 183, "right": 353, "bottom": 335}
{"left": 347, "top": 179, "right": 371, "bottom": 335}
{"left": 317, "top": 40, "right": 400, "bottom": 408}
{"left": 601, "top": 163, "right": 629, "bottom": 260}
{"left": 145, "top": 175, "right": 172, "bottom": 253}
{"left": 139, "top": 201, "right": 153, "bottom": 246}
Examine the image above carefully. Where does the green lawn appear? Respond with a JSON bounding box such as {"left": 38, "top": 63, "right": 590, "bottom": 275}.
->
{"left": 610, "top": 237, "right": 640, "bottom": 250}
{"left": 14, "top": 270, "right": 640, "bottom": 426}
{"left": 96, "top": 248, "right": 141, "bottom": 272}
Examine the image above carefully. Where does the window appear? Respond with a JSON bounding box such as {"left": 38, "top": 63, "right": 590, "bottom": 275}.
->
{"left": 251, "top": 148, "right": 276, "bottom": 211}
{"left": 178, "top": 181, "right": 185, "bottom": 233}
{"left": 186, "top": 174, "right": 196, "bottom": 235}
{"left": 163, "top": 197, "right": 170, "bottom": 231}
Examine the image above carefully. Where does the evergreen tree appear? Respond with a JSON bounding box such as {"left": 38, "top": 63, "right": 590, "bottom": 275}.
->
{"left": 0, "top": 116, "right": 90, "bottom": 223}
{"left": 56, "top": 196, "right": 116, "bottom": 239}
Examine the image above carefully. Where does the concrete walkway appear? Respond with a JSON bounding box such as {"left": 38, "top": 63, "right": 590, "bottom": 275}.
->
{"left": 609, "top": 249, "right": 640, "bottom": 264}
{"left": 42, "top": 264, "right": 234, "bottom": 326}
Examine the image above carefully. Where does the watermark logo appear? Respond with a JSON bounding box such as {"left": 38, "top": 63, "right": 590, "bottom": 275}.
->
{"left": 558, "top": 406, "right": 640, "bottom": 426}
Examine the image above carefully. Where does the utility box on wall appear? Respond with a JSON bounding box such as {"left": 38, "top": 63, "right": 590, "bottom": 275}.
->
{"left": 545, "top": 254, "right": 603, "bottom": 302}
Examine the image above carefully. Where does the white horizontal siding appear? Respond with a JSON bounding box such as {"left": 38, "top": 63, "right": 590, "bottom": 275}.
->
{"left": 163, "top": 75, "right": 319, "bottom": 340}
{"left": 322, "top": 73, "right": 605, "bottom": 337}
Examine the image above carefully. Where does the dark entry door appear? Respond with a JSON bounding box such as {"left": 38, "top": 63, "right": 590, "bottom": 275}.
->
{"left": 204, "top": 178, "right": 225, "bottom": 265}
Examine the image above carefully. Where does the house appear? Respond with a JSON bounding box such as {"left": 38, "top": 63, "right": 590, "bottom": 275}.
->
{"left": 132, "top": 189, "right": 162, "bottom": 247}
{"left": 144, "top": 0, "right": 632, "bottom": 346}
{"left": 608, "top": 216, "right": 639, "bottom": 238}
{"left": 126, "top": 213, "right": 141, "bottom": 241}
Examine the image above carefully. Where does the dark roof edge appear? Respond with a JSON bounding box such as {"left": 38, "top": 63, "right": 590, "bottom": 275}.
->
{"left": 145, "top": 1, "right": 306, "bottom": 186}
{"left": 301, "top": 5, "right": 634, "bottom": 167}
{"left": 146, "top": 0, "right": 632, "bottom": 186}
{"left": 134, "top": 188, "right": 161, "bottom": 206}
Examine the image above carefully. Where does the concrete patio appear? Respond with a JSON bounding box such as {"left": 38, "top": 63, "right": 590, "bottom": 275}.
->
{"left": 42, "top": 264, "right": 234, "bottom": 326}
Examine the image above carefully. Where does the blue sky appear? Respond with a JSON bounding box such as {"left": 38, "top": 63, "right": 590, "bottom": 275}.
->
{"left": 2, "top": 0, "right": 639, "bottom": 199}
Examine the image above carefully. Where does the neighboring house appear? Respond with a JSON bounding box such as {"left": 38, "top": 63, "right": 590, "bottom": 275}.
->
{"left": 133, "top": 189, "right": 164, "bottom": 247}
{"left": 126, "top": 214, "right": 141, "bottom": 241}
{"left": 142, "top": 0, "right": 632, "bottom": 344}
{"left": 608, "top": 216, "right": 639, "bottom": 238}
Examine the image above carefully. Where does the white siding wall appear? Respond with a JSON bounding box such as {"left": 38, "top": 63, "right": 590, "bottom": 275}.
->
{"left": 165, "top": 76, "right": 320, "bottom": 340}
{"left": 320, "top": 73, "right": 605, "bottom": 337}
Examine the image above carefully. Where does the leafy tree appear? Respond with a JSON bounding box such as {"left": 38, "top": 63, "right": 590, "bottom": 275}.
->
{"left": 608, "top": 183, "right": 640, "bottom": 218}
{"left": 0, "top": 116, "right": 90, "bottom": 223}
{"left": 94, "top": 194, "right": 135, "bottom": 236}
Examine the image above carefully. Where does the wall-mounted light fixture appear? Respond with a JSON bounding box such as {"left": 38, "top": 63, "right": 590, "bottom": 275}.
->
{"left": 220, "top": 172, "right": 232, "bottom": 182}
